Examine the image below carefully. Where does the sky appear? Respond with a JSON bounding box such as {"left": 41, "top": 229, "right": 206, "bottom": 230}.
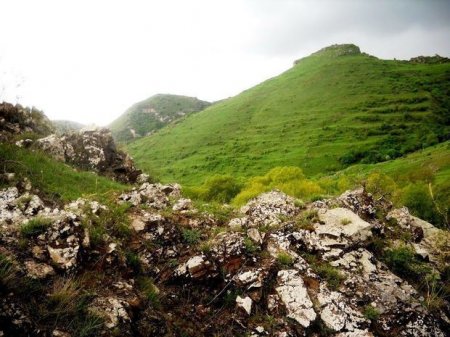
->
{"left": 1, "top": 0, "right": 449, "bottom": 126}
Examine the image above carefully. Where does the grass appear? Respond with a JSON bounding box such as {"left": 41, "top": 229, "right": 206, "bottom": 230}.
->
{"left": 276, "top": 252, "right": 294, "bottom": 267}
{"left": 127, "top": 44, "right": 450, "bottom": 187}
{"left": 181, "top": 228, "right": 202, "bottom": 245}
{"left": 109, "top": 94, "right": 210, "bottom": 143}
{"left": 0, "top": 143, "right": 127, "bottom": 203}
{"left": 20, "top": 217, "right": 53, "bottom": 237}
{"left": 363, "top": 305, "right": 380, "bottom": 321}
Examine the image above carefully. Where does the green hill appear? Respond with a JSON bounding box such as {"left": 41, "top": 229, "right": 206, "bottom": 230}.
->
{"left": 109, "top": 94, "right": 210, "bottom": 143}
{"left": 127, "top": 44, "right": 450, "bottom": 186}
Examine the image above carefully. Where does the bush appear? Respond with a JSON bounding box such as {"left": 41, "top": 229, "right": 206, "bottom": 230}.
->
{"left": 383, "top": 245, "right": 432, "bottom": 281}
{"left": 182, "top": 229, "right": 201, "bottom": 245}
{"left": 365, "top": 172, "right": 398, "bottom": 200}
{"left": 314, "top": 263, "right": 346, "bottom": 290}
{"left": 277, "top": 252, "right": 294, "bottom": 267}
{"left": 195, "top": 175, "right": 243, "bottom": 203}
{"left": 363, "top": 305, "right": 380, "bottom": 321}
{"left": 233, "top": 166, "right": 322, "bottom": 205}
{"left": 401, "top": 184, "right": 439, "bottom": 226}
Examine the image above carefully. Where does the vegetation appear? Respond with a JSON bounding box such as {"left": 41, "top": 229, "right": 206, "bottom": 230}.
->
{"left": 0, "top": 143, "right": 127, "bottom": 203}
{"left": 109, "top": 94, "right": 210, "bottom": 143}
{"left": 20, "top": 217, "right": 53, "bottom": 237}
{"left": 276, "top": 252, "right": 294, "bottom": 267}
{"left": 127, "top": 45, "right": 450, "bottom": 188}
{"left": 363, "top": 305, "right": 381, "bottom": 321}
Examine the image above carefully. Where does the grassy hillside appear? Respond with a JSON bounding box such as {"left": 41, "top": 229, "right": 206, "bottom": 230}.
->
{"left": 127, "top": 44, "right": 450, "bottom": 186}
{"left": 109, "top": 94, "right": 210, "bottom": 143}
{"left": 0, "top": 143, "right": 126, "bottom": 203}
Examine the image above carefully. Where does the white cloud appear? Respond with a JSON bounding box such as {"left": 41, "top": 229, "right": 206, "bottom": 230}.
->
{"left": 0, "top": 0, "right": 449, "bottom": 125}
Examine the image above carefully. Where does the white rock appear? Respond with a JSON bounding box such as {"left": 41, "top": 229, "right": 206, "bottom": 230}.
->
{"left": 236, "top": 295, "right": 252, "bottom": 315}
{"left": 24, "top": 260, "right": 55, "bottom": 279}
{"left": 247, "top": 228, "right": 263, "bottom": 244}
{"left": 275, "top": 269, "right": 316, "bottom": 327}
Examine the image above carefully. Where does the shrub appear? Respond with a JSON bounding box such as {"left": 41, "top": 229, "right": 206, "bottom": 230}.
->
{"left": 233, "top": 166, "right": 322, "bottom": 205}
{"left": 277, "top": 252, "right": 294, "bottom": 267}
{"left": 383, "top": 245, "right": 432, "bottom": 281}
{"left": 363, "top": 305, "right": 380, "bottom": 321}
{"left": 20, "top": 217, "right": 53, "bottom": 237}
{"left": 314, "top": 263, "right": 346, "bottom": 290}
{"left": 365, "top": 172, "right": 398, "bottom": 200}
{"left": 195, "top": 175, "right": 243, "bottom": 203}
{"left": 182, "top": 229, "right": 201, "bottom": 245}
{"left": 401, "top": 184, "right": 439, "bottom": 225}
{"left": 244, "top": 238, "right": 258, "bottom": 254}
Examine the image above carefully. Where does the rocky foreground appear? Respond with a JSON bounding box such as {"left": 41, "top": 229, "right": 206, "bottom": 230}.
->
{"left": 1, "top": 179, "right": 449, "bottom": 337}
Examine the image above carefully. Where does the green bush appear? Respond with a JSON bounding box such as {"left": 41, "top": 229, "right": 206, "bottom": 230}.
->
{"left": 401, "top": 184, "right": 439, "bottom": 226}
{"left": 233, "top": 166, "right": 322, "bottom": 205}
{"left": 315, "top": 263, "right": 346, "bottom": 290}
{"left": 277, "top": 252, "right": 294, "bottom": 267}
{"left": 363, "top": 305, "right": 380, "bottom": 321}
{"left": 365, "top": 172, "right": 398, "bottom": 200}
{"left": 182, "top": 229, "right": 201, "bottom": 245}
{"left": 193, "top": 175, "right": 243, "bottom": 203}
{"left": 383, "top": 245, "right": 432, "bottom": 280}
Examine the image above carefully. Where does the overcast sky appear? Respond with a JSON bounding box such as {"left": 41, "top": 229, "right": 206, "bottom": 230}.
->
{"left": 1, "top": 0, "right": 449, "bottom": 125}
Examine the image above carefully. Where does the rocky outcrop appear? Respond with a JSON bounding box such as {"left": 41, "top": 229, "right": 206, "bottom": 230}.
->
{"left": 0, "top": 102, "right": 54, "bottom": 141}
{"left": 0, "top": 184, "right": 449, "bottom": 337}
{"left": 35, "top": 128, "right": 141, "bottom": 183}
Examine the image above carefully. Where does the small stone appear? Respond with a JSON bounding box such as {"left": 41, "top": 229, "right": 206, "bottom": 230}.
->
{"left": 24, "top": 260, "right": 55, "bottom": 279}
{"left": 247, "top": 228, "right": 263, "bottom": 244}
{"left": 236, "top": 295, "right": 252, "bottom": 315}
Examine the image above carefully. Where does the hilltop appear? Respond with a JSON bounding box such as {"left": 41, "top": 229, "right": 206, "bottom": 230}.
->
{"left": 126, "top": 44, "right": 450, "bottom": 186}
{"left": 109, "top": 94, "right": 210, "bottom": 143}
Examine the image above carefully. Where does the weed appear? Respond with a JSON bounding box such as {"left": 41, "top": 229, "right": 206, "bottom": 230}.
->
{"left": 244, "top": 238, "right": 258, "bottom": 254}
{"left": 340, "top": 218, "right": 352, "bottom": 225}
{"left": 314, "top": 263, "right": 346, "bottom": 290}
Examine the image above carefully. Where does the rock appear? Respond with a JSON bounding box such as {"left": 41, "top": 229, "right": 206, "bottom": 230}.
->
{"left": 275, "top": 269, "right": 316, "bottom": 328}
{"left": 317, "top": 283, "right": 367, "bottom": 332}
{"left": 228, "top": 217, "right": 247, "bottom": 230}
{"left": 136, "top": 173, "right": 150, "bottom": 184}
{"left": 48, "top": 246, "right": 79, "bottom": 270}
{"left": 172, "top": 198, "right": 192, "bottom": 212}
{"left": 24, "top": 260, "right": 55, "bottom": 279}
{"left": 241, "top": 191, "right": 298, "bottom": 227}
{"left": 0, "top": 102, "right": 54, "bottom": 142}
{"left": 247, "top": 228, "right": 263, "bottom": 244}
{"left": 36, "top": 129, "right": 141, "bottom": 183}
{"left": 236, "top": 295, "right": 252, "bottom": 315}
{"left": 89, "top": 296, "right": 130, "bottom": 329}
{"left": 36, "top": 134, "right": 66, "bottom": 161}
{"left": 338, "top": 188, "right": 377, "bottom": 219}
{"left": 176, "top": 255, "right": 215, "bottom": 279}
{"left": 131, "top": 217, "right": 146, "bottom": 232}
{"left": 234, "top": 269, "right": 264, "bottom": 289}
{"left": 316, "top": 208, "right": 372, "bottom": 243}
{"left": 52, "top": 330, "right": 71, "bottom": 337}
{"left": 119, "top": 183, "right": 181, "bottom": 208}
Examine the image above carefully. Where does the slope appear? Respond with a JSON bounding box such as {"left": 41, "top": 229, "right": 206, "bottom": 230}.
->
{"left": 109, "top": 94, "right": 210, "bottom": 143}
{"left": 127, "top": 44, "right": 450, "bottom": 186}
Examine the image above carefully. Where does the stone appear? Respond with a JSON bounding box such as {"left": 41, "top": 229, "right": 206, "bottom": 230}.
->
{"left": 247, "top": 228, "right": 263, "bottom": 244}
{"left": 176, "top": 255, "right": 214, "bottom": 279}
{"left": 275, "top": 269, "right": 316, "bottom": 327}
{"left": 24, "top": 260, "right": 55, "bottom": 279}
{"left": 131, "top": 217, "right": 146, "bottom": 232}
{"left": 241, "top": 191, "right": 298, "bottom": 227}
{"left": 236, "top": 295, "right": 252, "bottom": 315}
{"left": 317, "top": 284, "right": 366, "bottom": 332}
{"left": 316, "top": 208, "right": 372, "bottom": 244}
{"left": 172, "top": 198, "right": 192, "bottom": 212}
{"left": 89, "top": 296, "right": 130, "bottom": 329}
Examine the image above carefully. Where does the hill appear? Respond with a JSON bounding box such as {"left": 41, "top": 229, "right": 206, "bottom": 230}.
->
{"left": 109, "top": 94, "right": 210, "bottom": 143}
{"left": 126, "top": 44, "right": 450, "bottom": 186}
{"left": 52, "top": 120, "right": 85, "bottom": 134}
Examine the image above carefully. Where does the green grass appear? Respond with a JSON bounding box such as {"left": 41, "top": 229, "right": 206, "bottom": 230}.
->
{"left": 0, "top": 143, "right": 127, "bottom": 203}
{"left": 109, "top": 94, "right": 210, "bottom": 143}
{"left": 126, "top": 44, "right": 450, "bottom": 187}
{"left": 20, "top": 217, "right": 53, "bottom": 237}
